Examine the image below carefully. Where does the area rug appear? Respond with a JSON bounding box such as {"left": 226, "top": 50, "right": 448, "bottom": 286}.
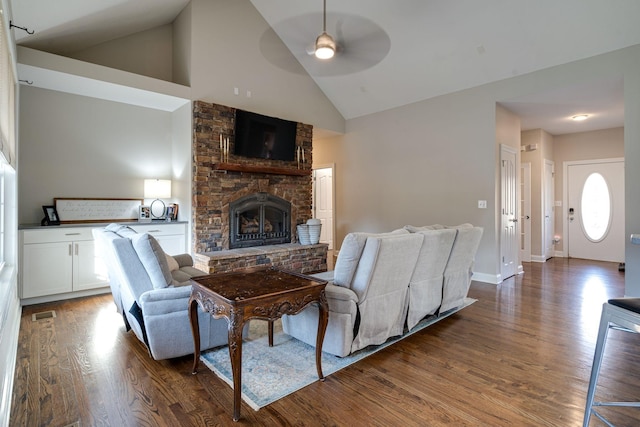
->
{"left": 200, "top": 297, "right": 476, "bottom": 411}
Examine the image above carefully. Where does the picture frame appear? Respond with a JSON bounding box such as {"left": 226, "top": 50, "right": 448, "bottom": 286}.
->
{"left": 166, "top": 203, "right": 179, "bottom": 221}
{"left": 42, "top": 205, "right": 61, "bottom": 226}
{"left": 139, "top": 205, "right": 151, "bottom": 222}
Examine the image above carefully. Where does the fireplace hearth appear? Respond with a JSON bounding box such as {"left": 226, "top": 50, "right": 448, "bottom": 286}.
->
{"left": 229, "top": 193, "right": 291, "bottom": 249}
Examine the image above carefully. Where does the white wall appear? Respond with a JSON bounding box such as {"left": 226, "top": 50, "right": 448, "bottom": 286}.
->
{"left": 315, "top": 44, "right": 640, "bottom": 289}
{"left": 70, "top": 25, "right": 175, "bottom": 82}
{"left": 187, "top": 0, "right": 345, "bottom": 134}
{"left": 18, "top": 86, "right": 178, "bottom": 224}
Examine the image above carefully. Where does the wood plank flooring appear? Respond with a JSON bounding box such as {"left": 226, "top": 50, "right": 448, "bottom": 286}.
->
{"left": 10, "top": 258, "right": 640, "bottom": 426}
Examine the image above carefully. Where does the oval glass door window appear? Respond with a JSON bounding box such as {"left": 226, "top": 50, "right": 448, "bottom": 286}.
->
{"left": 581, "top": 172, "right": 611, "bottom": 242}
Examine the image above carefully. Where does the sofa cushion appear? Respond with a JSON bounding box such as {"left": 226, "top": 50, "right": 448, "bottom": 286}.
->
{"left": 404, "top": 224, "right": 445, "bottom": 232}
{"left": 165, "top": 253, "right": 179, "bottom": 271}
{"left": 105, "top": 223, "right": 138, "bottom": 237}
{"left": 334, "top": 229, "right": 408, "bottom": 287}
{"left": 132, "top": 233, "right": 175, "bottom": 289}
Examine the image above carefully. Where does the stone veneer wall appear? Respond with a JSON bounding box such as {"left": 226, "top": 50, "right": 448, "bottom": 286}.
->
{"left": 193, "top": 243, "right": 328, "bottom": 274}
{"left": 192, "top": 101, "right": 314, "bottom": 254}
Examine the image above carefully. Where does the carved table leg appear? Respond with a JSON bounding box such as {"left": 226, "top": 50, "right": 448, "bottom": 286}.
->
{"left": 315, "top": 292, "right": 329, "bottom": 380}
{"left": 228, "top": 312, "right": 245, "bottom": 422}
{"left": 189, "top": 298, "right": 201, "bottom": 375}
{"left": 268, "top": 319, "right": 274, "bottom": 347}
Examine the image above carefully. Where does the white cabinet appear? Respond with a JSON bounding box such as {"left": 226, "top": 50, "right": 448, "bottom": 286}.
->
{"left": 20, "top": 227, "right": 109, "bottom": 299}
{"left": 19, "top": 222, "right": 188, "bottom": 303}
{"left": 129, "top": 223, "right": 187, "bottom": 255}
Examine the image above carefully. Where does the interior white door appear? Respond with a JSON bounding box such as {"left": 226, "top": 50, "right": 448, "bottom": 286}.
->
{"left": 500, "top": 145, "right": 518, "bottom": 280}
{"left": 313, "top": 167, "right": 334, "bottom": 249}
{"left": 566, "top": 159, "right": 624, "bottom": 262}
{"left": 520, "top": 162, "right": 531, "bottom": 262}
{"left": 544, "top": 160, "right": 555, "bottom": 259}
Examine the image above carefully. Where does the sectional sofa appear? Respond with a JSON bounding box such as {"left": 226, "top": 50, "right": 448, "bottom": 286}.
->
{"left": 282, "top": 224, "right": 483, "bottom": 357}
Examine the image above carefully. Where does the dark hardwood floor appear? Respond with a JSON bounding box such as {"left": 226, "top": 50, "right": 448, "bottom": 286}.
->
{"left": 10, "top": 258, "right": 640, "bottom": 426}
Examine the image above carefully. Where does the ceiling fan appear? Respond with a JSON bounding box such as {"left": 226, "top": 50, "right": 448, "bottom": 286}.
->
{"left": 313, "top": 0, "right": 337, "bottom": 59}
{"left": 258, "top": 3, "right": 391, "bottom": 76}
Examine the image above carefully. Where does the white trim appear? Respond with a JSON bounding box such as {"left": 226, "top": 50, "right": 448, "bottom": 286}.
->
{"left": 472, "top": 271, "right": 502, "bottom": 284}
{"left": 531, "top": 254, "right": 548, "bottom": 263}
{"left": 0, "top": 265, "right": 19, "bottom": 427}
{"left": 20, "top": 287, "right": 110, "bottom": 306}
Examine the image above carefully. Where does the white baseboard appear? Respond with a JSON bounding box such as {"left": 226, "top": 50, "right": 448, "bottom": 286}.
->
{"left": 20, "top": 286, "right": 110, "bottom": 306}
{"left": 472, "top": 271, "right": 502, "bottom": 284}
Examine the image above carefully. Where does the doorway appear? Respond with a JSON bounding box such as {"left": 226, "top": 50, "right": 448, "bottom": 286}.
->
{"left": 312, "top": 165, "right": 335, "bottom": 250}
{"left": 565, "top": 158, "right": 624, "bottom": 262}
{"left": 500, "top": 145, "right": 518, "bottom": 280}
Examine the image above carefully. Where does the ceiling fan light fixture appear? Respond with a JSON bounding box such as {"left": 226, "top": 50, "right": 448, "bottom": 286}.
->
{"left": 315, "top": 31, "right": 335, "bottom": 59}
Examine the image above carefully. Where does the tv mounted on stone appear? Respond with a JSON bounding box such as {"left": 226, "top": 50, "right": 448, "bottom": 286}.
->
{"left": 233, "top": 109, "right": 297, "bottom": 161}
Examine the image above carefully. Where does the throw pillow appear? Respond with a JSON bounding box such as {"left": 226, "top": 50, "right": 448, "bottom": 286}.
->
{"left": 132, "top": 233, "right": 175, "bottom": 289}
{"left": 165, "top": 253, "right": 179, "bottom": 271}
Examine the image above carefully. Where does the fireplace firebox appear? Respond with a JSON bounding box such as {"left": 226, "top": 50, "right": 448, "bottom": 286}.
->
{"left": 229, "top": 193, "right": 291, "bottom": 249}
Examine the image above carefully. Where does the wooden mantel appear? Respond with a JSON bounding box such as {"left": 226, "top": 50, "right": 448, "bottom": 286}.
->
{"left": 213, "top": 163, "right": 311, "bottom": 176}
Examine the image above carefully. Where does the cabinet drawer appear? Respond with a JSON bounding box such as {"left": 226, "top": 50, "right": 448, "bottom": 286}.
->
{"left": 22, "top": 227, "right": 94, "bottom": 244}
{"left": 130, "top": 223, "right": 185, "bottom": 236}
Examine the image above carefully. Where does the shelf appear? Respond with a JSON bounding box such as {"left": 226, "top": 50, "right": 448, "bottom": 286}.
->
{"left": 213, "top": 163, "right": 311, "bottom": 176}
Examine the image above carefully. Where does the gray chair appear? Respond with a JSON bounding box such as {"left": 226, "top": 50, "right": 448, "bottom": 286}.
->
{"left": 93, "top": 224, "right": 233, "bottom": 360}
{"left": 584, "top": 298, "right": 640, "bottom": 426}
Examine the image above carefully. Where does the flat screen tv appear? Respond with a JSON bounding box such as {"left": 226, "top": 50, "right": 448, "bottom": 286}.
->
{"left": 234, "top": 109, "right": 297, "bottom": 161}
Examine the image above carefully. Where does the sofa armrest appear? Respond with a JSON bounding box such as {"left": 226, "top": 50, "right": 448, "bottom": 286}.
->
{"left": 139, "top": 286, "right": 192, "bottom": 316}
{"left": 172, "top": 253, "right": 194, "bottom": 267}
{"left": 324, "top": 283, "right": 358, "bottom": 315}
{"left": 311, "top": 270, "right": 335, "bottom": 282}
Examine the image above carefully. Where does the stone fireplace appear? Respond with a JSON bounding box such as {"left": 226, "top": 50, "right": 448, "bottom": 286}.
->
{"left": 191, "top": 101, "right": 327, "bottom": 274}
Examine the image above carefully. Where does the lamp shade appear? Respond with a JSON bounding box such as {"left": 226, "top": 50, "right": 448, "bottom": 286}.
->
{"left": 144, "top": 179, "right": 171, "bottom": 199}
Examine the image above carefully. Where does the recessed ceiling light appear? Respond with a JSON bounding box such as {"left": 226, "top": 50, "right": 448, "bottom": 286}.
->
{"left": 572, "top": 114, "right": 589, "bottom": 121}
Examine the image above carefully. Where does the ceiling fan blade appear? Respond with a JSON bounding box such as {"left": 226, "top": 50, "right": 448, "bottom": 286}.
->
{"left": 260, "top": 11, "right": 390, "bottom": 77}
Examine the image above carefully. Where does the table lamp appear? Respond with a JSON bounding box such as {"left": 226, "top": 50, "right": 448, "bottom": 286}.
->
{"left": 144, "top": 179, "right": 171, "bottom": 219}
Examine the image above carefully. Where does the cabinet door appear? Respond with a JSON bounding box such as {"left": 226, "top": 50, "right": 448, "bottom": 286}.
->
{"left": 154, "top": 234, "right": 186, "bottom": 255}
{"left": 22, "top": 242, "right": 73, "bottom": 298}
{"left": 73, "top": 240, "right": 109, "bottom": 291}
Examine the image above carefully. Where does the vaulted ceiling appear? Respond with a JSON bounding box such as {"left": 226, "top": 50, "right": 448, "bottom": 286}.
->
{"left": 10, "top": 0, "right": 640, "bottom": 134}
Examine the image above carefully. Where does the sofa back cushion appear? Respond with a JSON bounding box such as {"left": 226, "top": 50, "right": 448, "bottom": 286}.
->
{"left": 132, "top": 233, "right": 174, "bottom": 289}
{"left": 350, "top": 233, "right": 423, "bottom": 301}
{"left": 334, "top": 229, "right": 409, "bottom": 287}
{"left": 410, "top": 228, "right": 457, "bottom": 283}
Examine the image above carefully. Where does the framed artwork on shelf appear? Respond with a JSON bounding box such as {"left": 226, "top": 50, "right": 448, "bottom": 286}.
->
{"left": 41, "top": 205, "right": 61, "bottom": 226}
{"left": 139, "top": 205, "right": 151, "bottom": 222}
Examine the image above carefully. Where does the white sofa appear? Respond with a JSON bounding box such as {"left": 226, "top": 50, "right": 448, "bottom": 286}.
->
{"left": 282, "top": 224, "right": 482, "bottom": 357}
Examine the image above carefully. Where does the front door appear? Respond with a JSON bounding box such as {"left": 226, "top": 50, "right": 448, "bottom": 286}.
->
{"left": 566, "top": 159, "right": 624, "bottom": 262}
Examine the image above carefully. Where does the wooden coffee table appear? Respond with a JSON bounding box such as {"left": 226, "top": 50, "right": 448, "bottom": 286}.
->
{"left": 188, "top": 267, "right": 328, "bottom": 421}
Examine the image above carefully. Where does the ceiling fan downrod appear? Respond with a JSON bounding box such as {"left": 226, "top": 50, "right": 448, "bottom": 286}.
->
{"left": 315, "top": 0, "right": 336, "bottom": 59}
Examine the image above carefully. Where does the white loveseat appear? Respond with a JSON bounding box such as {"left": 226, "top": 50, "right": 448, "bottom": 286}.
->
{"left": 282, "top": 224, "right": 482, "bottom": 357}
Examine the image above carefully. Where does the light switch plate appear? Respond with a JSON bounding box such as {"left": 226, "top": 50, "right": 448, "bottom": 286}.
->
{"left": 478, "top": 200, "right": 487, "bottom": 209}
